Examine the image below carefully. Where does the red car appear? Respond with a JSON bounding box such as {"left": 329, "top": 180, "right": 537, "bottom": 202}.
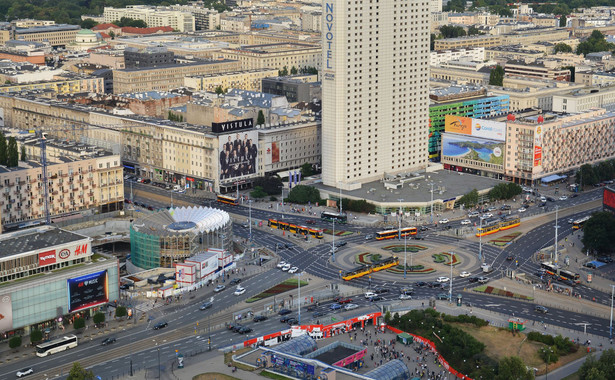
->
{"left": 305, "top": 219, "right": 316, "bottom": 225}
{"left": 336, "top": 297, "right": 352, "bottom": 304}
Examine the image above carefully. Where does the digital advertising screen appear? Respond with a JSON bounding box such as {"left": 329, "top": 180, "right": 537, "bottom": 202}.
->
{"left": 67, "top": 270, "right": 109, "bottom": 313}
{"left": 218, "top": 130, "right": 259, "bottom": 182}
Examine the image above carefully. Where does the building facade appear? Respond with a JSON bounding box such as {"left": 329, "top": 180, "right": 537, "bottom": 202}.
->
{"left": 221, "top": 43, "right": 321, "bottom": 71}
{"left": 103, "top": 6, "right": 195, "bottom": 32}
{"left": 261, "top": 76, "right": 320, "bottom": 103}
{"left": 430, "top": 48, "right": 484, "bottom": 66}
{"left": 124, "top": 46, "right": 175, "bottom": 69}
{"left": 183, "top": 69, "right": 278, "bottom": 92}
{"left": 434, "top": 35, "right": 502, "bottom": 51}
{"left": 552, "top": 86, "right": 615, "bottom": 113}
{"left": 321, "top": 0, "right": 430, "bottom": 190}
{"left": 13, "top": 24, "right": 80, "bottom": 47}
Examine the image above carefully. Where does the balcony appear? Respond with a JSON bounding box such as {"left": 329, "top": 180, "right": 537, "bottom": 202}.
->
{"left": 30, "top": 179, "right": 37, "bottom": 184}
{"left": 83, "top": 186, "right": 89, "bottom": 190}
{"left": 52, "top": 191, "right": 58, "bottom": 195}
{"left": 18, "top": 180, "right": 25, "bottom": 185}
{"left": 93, "top": 184, "right": 97, "bottom": 188}
{"left": 62, "top": 189, "right": 68, "bottom": 193}
{"left": 61, "top": 173, "right": 68, "bottom": 177}
{"left": 88, "top": 192, "right": 94, "bottom": 197}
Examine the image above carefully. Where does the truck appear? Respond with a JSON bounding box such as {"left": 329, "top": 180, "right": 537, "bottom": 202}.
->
{"left": 481, "top": 263, "right": 493, "bottom": 273}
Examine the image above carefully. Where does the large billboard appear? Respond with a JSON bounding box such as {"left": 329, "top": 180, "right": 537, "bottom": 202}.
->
{"left": 442, "top": 134, "right": 504, "bottom": 165}
{"left": 604, "top": 187, "right": 615, "bottom": 213}
{"left": 67, "top": 270, "right": 109, "bottom": 313}
{"left": 212, "top": 118, "right": 253, "bottom": 134}
{"left": 37, "top": 243, "right": 90, "bottom": 267}
{"left": 534, "top": 125, "right": 543, "bottom": 167}
{"left": 444, "top": 115, "right": 506, "bottom": 141}
{"left": 219, "top": 130, "right": 258, "bottom": 181}
{"left": 0, "top": 294, "right": 12, "bottom": 332}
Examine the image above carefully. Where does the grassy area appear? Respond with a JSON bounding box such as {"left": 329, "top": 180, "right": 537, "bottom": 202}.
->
{"left": 281, "top": 278, "right": 308, "bottom": 287}
{"left": 473, "top": 285, "right": 534, "bottom": 301}
{"left": 246, "top": 278, "right": 308, "bottom": 303}
{"left": 91, "top": 253, "right": 106, "bottom": 262}
{"left": 260, "top": 370, "right": 293, "bottom": 379}
{"left": 193, "top": 374, "right": 240, "bottom": 380}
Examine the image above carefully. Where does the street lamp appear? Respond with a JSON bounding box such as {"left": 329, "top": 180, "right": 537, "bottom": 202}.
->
{"left": 297, "top": 271, "right": 302, "bottom": 324}
{"left": 610, "top": 284, "right": 615, "bottom": 340}
{"left": 338, "top": 181, "right": 343, "bottom": 215}
{"left": 449, "top": 251, "right": 454, "bottom": 303}
{"left": 153, "top": 340, "right": 161, "bottom": 379}
{"left": 331, "top": 218, "right": 336, "bottom": 262}
{"left": 479, "top": 216, "right": 483, "bottom": 262}
{"left": 429, "top": 182, "right": 434, "bottom": 224}
{"left": 554, "top": 206, "right": 560, "bottom": 265}
{"left": 248, "top": 199, "right": 253, "bottom": 241}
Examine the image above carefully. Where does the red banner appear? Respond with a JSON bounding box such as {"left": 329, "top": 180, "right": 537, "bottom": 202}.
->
{"left": 38, "top": 250, "right": 56, "bottom": 266}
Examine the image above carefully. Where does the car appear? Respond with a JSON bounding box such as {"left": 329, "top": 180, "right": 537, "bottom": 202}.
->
{"left": 436, "top": 276, "right": 450, "bottom": 283}
{"left": 506, "top": 254, "right": 515, "bottom": 261}
{"left": 153, "top": 321, "right": 168, "bottom": 330}
{"left": 331, "top": 246, "right": 339, "bottom": 253}
{"left": 419, "top": 225, "right": 429, "bottom": 231}
{"left": 277, "top": 261, "right": 287, "bottom": 268}
{"left": 214, "top": 285, "right": 226, "bottom": 292}
{"left": 482, "top": 213, "right": 493, "bottom": 219}
{"left": 330, "top": 303, "right": 343, "bottom": 310}
{"left": 253, "top": 315, "right": 268, "bottom": 322}
{"left": 345, "top": 303, "right": 359, "bottom": 310}
{"left": 567, "top": 219, "right": 574, "bottom": 224}
{"left": 374, "top": 288, "right": 389, "bottom": 294}
{"left": 477, "top": 276, "right": 489, "bottom": 284}
{"left": 436, "top": 293, "right": 451, "bottom": 300}
{"left": 335, "top": 297, "right": 352, "bottom": 304}
{"left": 414, "top": 281, "right": 427, "bottom": 288}
{"left": 234, "top": 287, "right": 246, "bottom": 296}
{"left": 306, "top": 305, "right": 316, "bottom": 311}
{"left": 238, "top": 326, "right": 253, "bottom": 334}
{"left": 136, "top": 177, "right": 142, "bottom": 183}
{"left": 413, "top": 235, "right": 425, "bottom": 240}
{"left": 518, "top": 207, "right": 527, "bottom": 213}
{"left": 101, "top": 337, "right": 117, "bottom": 346}
{"left": 241, "top": 223, "right": 249, "bottom": 228}
{"left": 598, "top": 256, "right": 614, "bottom": 263}
{"left": 547, "top": 196, "right": 555, "bottom": 202}
{"left": 459, "top": 271, "right": 471, "bottom": 278}
{"left": 534, "top": 305, "right": 549, "bottom": 314}
{"left": 278, "top": 308, "right": 292, "bottom": 315}
{"left": 364, "top": 291, "right": 377, "bottom": 299}
{"left": 285, "top": 243, "right": 294, "bottom": 249}
{"left": 313, "top": 311, "right": 326, "bottom": 318}
{"left": 280, "top": 315, "right": 293, "bottom": 323}
{"left": 460, "top": 219, "right": 472, "bottom": 225}
{"left": 16, "top": 368, "right": 34, "bottom": 378}
{"left": 286, "top": 318, "right": 298, "bottom": 325}
{"left": 538, "top": 202, "right": 547, "bottom": 207}
{"left": 200, "top": 301, "right": 213, "bottom": 310}
{"left": 365, "top": 234, "right": 374, "bottom": 240}
{"left": 468, "top": 211, "right": 480, "bottom": 218}
{"left": 229, "top": 278, "right": 242, "bottom": 285}
{"left": 429, "top": 281, "right": 445, "bottom": 289}
{"left": 438, "top": 218, "right": 449, "bottom": 224}
{"left": 227, "top": 322, "right": 241, "bottom": 331}
{"left": 147, "top": 206, "right": 155, "bottom": 211}
{"left": 540, "top": 196, "right": 547, "bottom": 202}
{"left": 335, "top": 241, "right": 347, "bottom": 247}
{"left": 231, "top": 324, "right": 245, "bottom": 332}
{"left": 288, "top": 266, "right": 299, "bottom": 274}
{"left": 306, "top": 219, "right": 316, "bottom": 225}
{"left": 559, "top": 196, "right": 568, "bottom": 201}
{"left": 584, "top": 262, "right": 597, "bottom": 269}
{"left": 468, "top": 276, "right": 480, "bottom": 283}
{"left": 571, "top": 193, "right": 579, "bottom": 198}
{"left": 400, "top": 287, "right": 414, "bottom": 295}
{"left": 399, "top": 294, "right": 412, "bottom": 300}
{"left": 501, "top": 205, "right": 511, "bottom": 210}
{"left": 282, "top": 264, "right": 292, "bottom": 271}
{"left": 368, "top": 295, "right": 382, "bottom": 302}
{"left": 487, "top": 206, "right": 497, "bottom": 211}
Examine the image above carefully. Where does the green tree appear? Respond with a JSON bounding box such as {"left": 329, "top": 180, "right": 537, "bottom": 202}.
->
{"left": 458, "top": 189, "right": 479, "bottom": 208}
{"left": 468, "top": 26, "right": 482, "bottom": 35}
{"left": 554, "top": 43, "right": 572, "bottom": 53}
{"left": 93, "top": 312, "right": 105, "bottom": 326}
{"left": 559, "top": 14, "right": 567, "bottom": 27}
{"left": 496, "top": 356, "right": 534, "bottom": 380}
{"left": 287, "top": 185, "right": 321, "bottom": 204}
{"left": 113, "top": 17, "right": 147, "bottom": 28}
{"left": 73, "top": 317, "right": 86, "bottom": 330}
{"left": 300, "top": 163, "right": 313, "bottom": 177}
{"left": 430, "top": 33, "right": 437, "bottom": 50}
{"left": 67, "top": 362, "right": 95, "bottom": 380}
{"left": 582, "top": 212, "right": 615, "bottom": 254}
{"left": 439, "top": 25, "right": 466, "bottom": 38}
{"left": 254, "top": 175, "right": 283, "bottom": 195}
{"left": 9, "top": 336, "right": 21, "bottom": 350}
{"left": 80, "top": 18, "right": 98, "bottom": 29}
{"left": 290, "top": 66, "right": 298, "bottom": 75}
{"left": 0, "top": 132, "right": 7, "bottom": 166}
{"left": 300, "top": 66, "right": 318, "bottom": 75}
{"left": 30, "top": 329, "right": 43, "bottom": 344}
{"left": 109, "top": 31, "right": 116, "bottom": 39}
{"left": 563, "top": 65, "right": 576, "bottom": 82}
{"left": 115, "top": 306, "right": 127, "bottom": 318}
{"left": 489, "top": 65, "right": 505, "bottom": 86}
{"left": 576, "top": 164, "right": 598, "bottom": 186}
{"left": 538, "top": 346, "right": 558, "bottom": 364}
{"left": 215, "top": 85, "right": 224, "bottom": 95}
{"left": 279, "top": 66, "right": 289, "bottom": 76}
{"left": 257, "top": 110, "right": 265, "bottom": 126}
{"left": 7, "top": 136, "right": 18, "bottom": 167}
{"left": 250, "top": 186, "right": 268, "bottom": 199}
{"left": 20, "top": 145, "right": 26, "bottom": 161}
{"left": 444, "top": 0, "right": 465, "bottom": 12}
{"left": 576, "top": 30, "right": 615, "bottom": 56}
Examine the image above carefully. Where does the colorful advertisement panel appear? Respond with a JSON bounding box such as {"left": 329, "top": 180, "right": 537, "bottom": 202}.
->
{"left": 0, "top": 294, "right": 12, "bottom": 332}
{"left": 534, "top": 125, "right": 543, "bottom": 167}
{"left": 442, "top": 134, "right": 504, "bottom": 165}
{"left": 219, "top": 130, "right": 258, "bottom": 181}
{"left": 38, "top": 249, "right": 56, "bottom": 266}
{"left": 271, "top": 141, "right": 280, "bottom": 163}
{"left": 604, "top": 187, "right": 615, "bottom": 213}
{"left": 445, "top": 115, "right": 506, "bottom": 141}
{"left": 67, "top": 270, "right": 109, "bottom": 313}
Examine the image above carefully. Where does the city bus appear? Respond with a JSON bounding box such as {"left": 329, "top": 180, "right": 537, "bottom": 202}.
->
{"left": 375, "top": 227, "right": 418, "bottom": 240}
{"left": 217, "top": 194, "right": 238, "bottom": 205}
{"left": 36, "top": 335, "right": 78, "bottom": 357}
{"left": 321, "top": 211, "right": 348, "bottom": 224}
{"left": 475, "top": 217, "right": 521, "bottom": 237}
{"left": 572, "top": 216, "right": 591, "bottom": 230}
{"left": 540, "top": 262, "right": 580, "bottom": 285}
{"left": 267, "top": 219, "right": 323, "bottom": 239}
{"left": 342, "top": 256, "right": 399, "bottom": 281}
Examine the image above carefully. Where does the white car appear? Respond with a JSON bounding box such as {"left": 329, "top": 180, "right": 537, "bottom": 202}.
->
{"left": 214, "top": 285, "right": 225, "bottom": 292}
{"left": 438, "top": 218, "right": 449, "bottom": 224}
{"left": 436, "top": 276, "right": 450, "bottom": 283}
{"left": 16, "top": 368, "right": 34, "bottom": 378}
{"left": 364, "top": 291, "right": 377, "bottom": 299}
{"left": 468, "top": 211, "right": 480, "bottom": 218}
{"left": 459, "top": 271, "right": 471, "bottom": 278}
{"left": 559, "top": 196, "right": 568, "bottom": 201}
{"left": 288, "top": 266, "right": 299, "bottom": 274}
{"left": 276, "top": 261, "right": 287, "bottom": 269}
{"left": 345, "top": 303, "right": 359, "bottom": 310}
{"left": 482, "top": 213, "right": 493, "bottom": 219}
{"left": 234, "top": 286, "right": 246, "bottom": 296}
{"left": 282, "top": 264, "right": 292, "bottom": 271}
{"left": 460, "top": 219, "right": 471, "bottom": 225}
{"left": 399, "top": 294, "right": 412, "bottom": 300}
{"left": 487, "top": 206, "right": 497, "bottom": 211}
{"left": 518, "top": 207, "right": 527, "bottom": 213}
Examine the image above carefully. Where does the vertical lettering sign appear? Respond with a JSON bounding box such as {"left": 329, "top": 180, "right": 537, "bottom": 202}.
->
{"left": 324, "top": 2, "right": 335, "bottom": 80}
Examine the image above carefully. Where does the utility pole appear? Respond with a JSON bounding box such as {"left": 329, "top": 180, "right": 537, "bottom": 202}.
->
{"left": 554, "top": 206, "right": 560, "bottom": 265}
{"left": 339, "top": 181, "right": 343, "bottom": 215}
{"left": 449, "top": 252, "right": 454, "bottom": 303}
{"left": 430, "top": 182, "right": 434, "bottom": 224}
{"left": 248, "top": 199, "right": 253, "bottom": 241}
{"left": 479, "top": 216, "right": 483, "bottom": 262}
{"left": 332, "top": 218, "right": 336, "bottom": 263}
{"left": 610, "top": 285, "right": 615, "bottom": 340}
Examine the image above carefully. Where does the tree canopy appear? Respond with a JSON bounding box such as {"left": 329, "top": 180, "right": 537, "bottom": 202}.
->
{"left": 553, "top": 43, "right": 572, "bottom": 53}
{"left": 458, "top": 189, "right": 479, "bottom": 208}
{"left": 287, "top": 185, "right": 321, "bottom": 204}
{"left": 575, "top": 160, "right": 615, "bottom": 187}
{"left": 582, "top": 212, "right": 615, "bottom": 254}
{"left": 112, "top": 17, "right": 148, "bottom": 28}
{"left": 67, "top": 362, "right": 95, "bottom": 380}
{"left": 496, "top": 356, "right": 535, "bottom": 380}
{"left": 489, "top": 65, "right": 505, "bottom": 86}
{"left": 579, "top": 349, "right": 615, "bottom": 380}
{"left": 253, "top": 175, "right": 283, "bottom": 195}
{"left": 576, "top": 30, "right": 615, "bottom": 56}
{"left": 439, "top": 25, "right": 466, "bottom": 38}
{"left": 488, "top": 183, "right": 522, "bottom": 201}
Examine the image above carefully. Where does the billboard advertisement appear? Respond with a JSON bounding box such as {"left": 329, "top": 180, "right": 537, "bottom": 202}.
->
{"left": 445, "top": 115, "right": 506, "bottom": 141}
{"left": 442, "top": 134, "right": 504, "bottom": 165}
{"left": 534, "top": 125, "right": 542, "bottom": 167}
{"left": 67, "top": 270, "right": 109, "bottom": 313}
{"left": 219, "top": 130, "right": 258, "bottom": 181}
{"left": 212, "top": 118, "right": 253, "bottom": 134}
{"left": 604, "top": 187, "right": 615, "bottom": 213}
{"left": 38, "top": 249, "right": 56, "bottom": 266}
{"left": 0, "top": 294, "right": 12, "bottom": 332}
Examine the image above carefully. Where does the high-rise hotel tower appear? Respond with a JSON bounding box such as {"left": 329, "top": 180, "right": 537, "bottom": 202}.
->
{"left": 321, "top": 0, "right": 430, "bottom": 190}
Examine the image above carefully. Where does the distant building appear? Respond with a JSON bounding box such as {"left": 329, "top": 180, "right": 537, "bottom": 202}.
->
{"left": 103, "top": 5, "right": 195, "bottom": 32}
{"left": 504, "top": 60, "right": 571, "bottom": 81}
{"left": 184, "top": 68, "right": 279, "bottom": 92}
{"left": 124, "top": 46, "right": 175, "bottom": 69}
{"left": 552, "top": 86, "right": 615, "bottom": 113}
{"left": 434, "top": 35, "right": 502, "bottom": 50}
{"left": 221, "top": 43, "right": 321, "bottom": 71}
{"left": 430, "top": 48, "right": 485, "bottom": 66}
{"left": 261, "top": 75, "right": 320, "bottom": 103}
{"left": 13, "top": 24, "right": 81, "bottom": 48}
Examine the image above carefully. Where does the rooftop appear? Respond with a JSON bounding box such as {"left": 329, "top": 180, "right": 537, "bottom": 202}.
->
{"left": 15, "top": 24, "right": 80, "bottom": 34}
{"left": 0, "top": 226, "right": 89, "bottom": 259}
{"left": 116, "top": 59, "right": 236, "bottom": 73}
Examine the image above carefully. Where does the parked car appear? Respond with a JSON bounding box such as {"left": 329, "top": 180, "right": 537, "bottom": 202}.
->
{"left": 253, "top": 315, "right": 268, "bottom": 322}
{"left": 276, "top": 261, "right": 287, "bottom": 268}
{"left": 278, "top": 308, "right": 292, "bottom": 315}
{"left": 468, "top": 211, "right": 480, "bottom": 218}
{"left": 584, "top": 262, "right": 597, "bottom": 269}
{"left": 101, "top": 337, "right": 117, "bottom": 346}
{"left": 482, "top": 213, "right": 493, "bottom": 219}
{"left": 501, "top": 205, "right": 511, "bottom": 210}
{"left": 598, "top": 256, "right": 613, "bottom": 263}
{"left": 214, "top": 285, "right": 226, "bottom": 292}
{"left": 534, "top": 305, "right": 549, "bottom": 314}
{"left": 16, "top": 368, "right": 34, "bottom": 378}
{"left": 153, "top": 321, "right": 168, "bottom": 330}
{"left": 282, "top": 264, "right": 292, "bottom": 271}
{"left": 487, "top": 206, "right": 497, "bottom": 211}
{"left": 288, "top": 266, "right": 299, "bottom": 274}
{"left": 345, "top": 303, "right": 359, "bottom": 310}
{"left": 200, "top": 301, "right": 213, "bottom": 310}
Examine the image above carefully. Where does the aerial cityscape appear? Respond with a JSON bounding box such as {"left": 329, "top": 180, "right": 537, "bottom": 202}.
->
{"left": 1, "top": 0, "right": 615, "bottom": 379}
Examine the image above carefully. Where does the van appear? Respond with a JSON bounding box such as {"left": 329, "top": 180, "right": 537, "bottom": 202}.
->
{"left": 481, "top": 263, "right": 493, "bottom": 273}
{"left": 540, "top": 196, "right": 547, "bottom": 202}
{"left": 173, "top": 185, "right": 182, "bottom": 192}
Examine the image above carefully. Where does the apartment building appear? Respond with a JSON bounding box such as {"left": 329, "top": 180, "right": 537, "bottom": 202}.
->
{"left": 183, "top": 68, "right": 278, "bottom": 92}
{"left": 221, "top": 43, "right": 321, "bottom": 71}
{"left": 484, "top": 45, "right": 545, "bottom": 62}
{"left": 170, "top": 3, "right": 221, "bottom": 30}
{"left": 430, "top": 65, "right": 491, "bottom": 85}
{"left": 504, "top": 109, "right": 615, "bottom": 185}
{"left": 501, "top": 28, "right": 569, "bottom": 45}
{"left": 301, "top": 12, "right": 321, "bottom": 32}
{"left": 0, "top": 77, "right": 104, "bottom": 95}
{"left": 552, "top": 86, "right": 615, "bottom": 113}
{"left": 434, "top": 35, "right": 502, "bottom": 51}
{"left": 13, "top": 24, "right": 81, "bottom": 48}
{"left": 0, "top": 139, "right": 123, "bottom": 229}
{"left": 112, "top": 60, "right": 241, "bottom": 93}
{"left": 430, "top": 48, "right": 484, "bottom": 66}
{"left": 504, "top": 60, "right": 571, "bottom": 81}
{"left": 103, "top": 6, "right": 195, "bottom": 32}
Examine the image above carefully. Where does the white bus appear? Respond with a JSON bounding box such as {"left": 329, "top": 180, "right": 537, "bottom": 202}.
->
{"left": 36, "top": 335, "right": 78, "bottom": 357}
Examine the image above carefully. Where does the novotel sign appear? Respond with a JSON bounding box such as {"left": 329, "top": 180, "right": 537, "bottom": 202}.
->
{"left": 324, "top": 2, "right": 334, "bottom": 70}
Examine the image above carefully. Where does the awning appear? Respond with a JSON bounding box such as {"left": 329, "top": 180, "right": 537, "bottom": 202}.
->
{"left": 541, "top": 174, "right": 567, "bottom": 183}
